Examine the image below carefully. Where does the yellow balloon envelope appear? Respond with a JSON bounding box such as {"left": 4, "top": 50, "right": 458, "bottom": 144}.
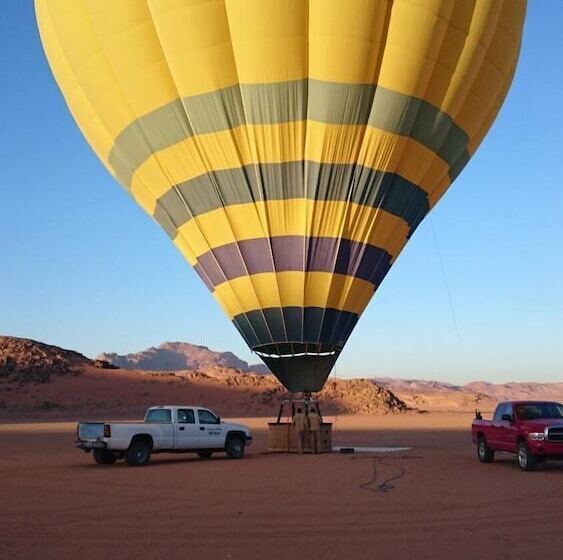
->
{"left": 36, "top": 0, "right": 526, "bottom": 392}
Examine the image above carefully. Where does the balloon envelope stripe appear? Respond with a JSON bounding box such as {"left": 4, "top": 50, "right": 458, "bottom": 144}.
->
{"left": 173, "top": 199, "right": 411, "bottom": 266}
{"left": 108, "top": 80, "right": 471, "bottom": 189}
{"left": 193, "top": 236, "right": 392, "bottom": 290}
{"left": 154, "top": 162, "right": 429, "bottom": 239}
{"left": 212, "top": 271, "right": 376, "bottom": 319}
{"left": 130, "top": 122, "right": 450, "bottom": 210}
{"left": 233, "top": 307, "right": 359, "bottom": 351}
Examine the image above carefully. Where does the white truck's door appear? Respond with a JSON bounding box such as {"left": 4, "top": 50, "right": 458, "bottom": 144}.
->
{"left": 196, "top": 409, "right": 226, "bottom": 448}
{"left": 174, "top": 408, "right": 200, "bottom": 449}
{"left": 144, "top": 408, "right": 174, "bottom": 449}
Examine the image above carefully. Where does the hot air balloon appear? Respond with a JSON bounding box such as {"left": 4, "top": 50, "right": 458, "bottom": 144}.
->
{"left": 36, "top": 0, "right": 526, "bottom": 394}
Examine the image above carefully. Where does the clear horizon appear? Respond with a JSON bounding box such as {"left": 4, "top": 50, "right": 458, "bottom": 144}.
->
{"left": 1, "top": 3, "right": 562, "bottom": 385}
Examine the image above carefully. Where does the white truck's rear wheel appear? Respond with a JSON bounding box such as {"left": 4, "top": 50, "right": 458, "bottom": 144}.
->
{"left": 197, "top": 450, "right": 213, "bottom": 459}
{"left": 93, "top": 449, "right": 117, "bottom": 465}
{"left": 125, "top": 440, "right": 151, "bottom": 466}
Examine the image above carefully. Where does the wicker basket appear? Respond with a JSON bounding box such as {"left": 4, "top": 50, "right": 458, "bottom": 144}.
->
{"left": 268, "top": 422, "right": 332, "bottom": 453}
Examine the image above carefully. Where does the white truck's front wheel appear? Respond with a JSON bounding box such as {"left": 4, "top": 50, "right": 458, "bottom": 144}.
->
{"left": 225, "top": 436, "right": 245, "bottom": 459}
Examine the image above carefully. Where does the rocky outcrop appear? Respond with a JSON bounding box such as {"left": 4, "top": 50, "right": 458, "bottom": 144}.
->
{"left": 0, "top": 336, "right": 89, "bottom": 384}
{"left": 257, "top": 377, "right": 407, "bottom": 414}
{"left": 91, "top": 359, "right": 119, "bottom": 370}
{"left": 319, "top": 379, "right": 408, "bottom": 414}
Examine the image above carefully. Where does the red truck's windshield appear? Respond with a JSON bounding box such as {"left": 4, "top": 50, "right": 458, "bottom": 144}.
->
{"left": 515, "top": 403, "right": 563, "bottom": 420}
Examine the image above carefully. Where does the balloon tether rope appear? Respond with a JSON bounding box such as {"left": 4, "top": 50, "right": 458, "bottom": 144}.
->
{"left": 430, "top": 214, "right": 470, "bottom": 380}
{"left": 331, "top": 365, "right": 340, "bottom": 447}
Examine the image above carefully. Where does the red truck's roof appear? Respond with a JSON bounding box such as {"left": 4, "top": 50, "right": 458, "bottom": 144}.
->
{"left": 496, "top": 400, "right": 561, "bottom": 406}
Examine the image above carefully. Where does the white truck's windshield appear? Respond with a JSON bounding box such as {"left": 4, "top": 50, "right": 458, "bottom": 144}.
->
{"left": 197, "top": 409, "right": 220, "bottom": 424}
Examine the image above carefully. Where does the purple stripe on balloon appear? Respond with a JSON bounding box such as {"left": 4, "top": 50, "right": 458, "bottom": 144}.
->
{"left": 271, "top": 236, "right": 305, "bottom": 271}
{"left": 194, "top": 237, "right": 392, "bottom": 290}
{"left": 192, "top": 263, "right": 215, "bottom": 292}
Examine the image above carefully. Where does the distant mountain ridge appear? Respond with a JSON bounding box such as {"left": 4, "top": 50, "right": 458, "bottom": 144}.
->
{"left": 374, "top": 377, "right": 563, "bottom": 411}
{"left": 375, "top": 377, "right": 563, "bottom": 397}
{"left": 2, "top": 336, "right": 560, "bottom": 413}
{"left": 463, "top": 380, "right": 563, "bottom": 401}
{"left": 97, "top": 341, "right": 270, "bottom": 374}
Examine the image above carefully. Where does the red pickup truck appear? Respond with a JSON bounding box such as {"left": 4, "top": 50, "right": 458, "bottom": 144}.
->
{"left": 472, "top": 401, "right": 563, "bottom": 471}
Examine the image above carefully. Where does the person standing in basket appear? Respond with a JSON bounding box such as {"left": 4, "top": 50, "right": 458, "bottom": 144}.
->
{"left": 308, "top": 406, "right": 322, "bottom": 454}
{"left": 293, "top": 407, "right": 307, "bottom": 454}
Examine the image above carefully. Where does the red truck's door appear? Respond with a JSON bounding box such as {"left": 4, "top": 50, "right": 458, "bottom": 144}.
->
{"left": 493, "top": 403, "right": 518, "bottom": 452}
{"left": 489, "top": 404, "right": 504, "bottom": 447}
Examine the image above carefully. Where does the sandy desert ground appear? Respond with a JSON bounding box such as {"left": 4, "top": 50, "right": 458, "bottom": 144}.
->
{"left": 1, "top": 412, "right": 562, "bottom": 560}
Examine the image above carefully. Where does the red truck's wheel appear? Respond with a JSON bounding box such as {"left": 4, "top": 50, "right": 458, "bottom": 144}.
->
{"left": 517, "top": 441, "right": 538, "bottom": 472}
{"left": 477, "top": 436, "right": 494, "bottom": 463}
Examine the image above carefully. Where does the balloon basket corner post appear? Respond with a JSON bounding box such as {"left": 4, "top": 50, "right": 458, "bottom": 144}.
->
{"left": 267, "top": 396, "right": 332, "bottom": 453}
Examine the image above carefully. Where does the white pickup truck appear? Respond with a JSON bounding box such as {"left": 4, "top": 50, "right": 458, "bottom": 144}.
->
{"left": 76, "top": 405, "right": 252, "bottom": 466}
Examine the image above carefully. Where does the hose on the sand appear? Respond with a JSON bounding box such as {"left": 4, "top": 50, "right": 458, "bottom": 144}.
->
{"left": 353, "top": 455, "right": 423, "bottom": 493}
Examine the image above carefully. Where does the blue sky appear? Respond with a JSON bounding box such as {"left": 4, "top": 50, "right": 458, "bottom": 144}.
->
{"left": 1, "top": 2, "right": 562, "bottom": 384}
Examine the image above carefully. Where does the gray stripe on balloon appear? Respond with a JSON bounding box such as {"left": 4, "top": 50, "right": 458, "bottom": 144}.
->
{"left": 108, "top": 79, "right": 471, "bottom": 188}
{"left": 232, "top": 307, "right": 360, "bottom": 349}
{"left": 153, "top": 161, "right": 429, "bottom": 239}
{"left": 191, "top": 236, "right": 392, "bottom": 290}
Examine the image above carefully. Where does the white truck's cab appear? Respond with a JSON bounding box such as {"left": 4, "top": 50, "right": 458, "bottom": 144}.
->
{"left": 77, "top": 405, "right": 252, "bottom": 466}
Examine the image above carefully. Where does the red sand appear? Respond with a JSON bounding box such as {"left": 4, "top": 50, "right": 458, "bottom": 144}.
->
{"left": 1, "top": 413, "right": 561, "bottom": 559}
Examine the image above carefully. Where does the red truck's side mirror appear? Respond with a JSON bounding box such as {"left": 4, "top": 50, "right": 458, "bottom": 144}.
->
{"left": 501, "top": 413, "right": 514, "bottom": 423}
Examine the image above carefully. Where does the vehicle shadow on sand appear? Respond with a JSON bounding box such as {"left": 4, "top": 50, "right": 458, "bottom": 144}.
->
{"left": 482, "top": 454, "right": 563, "bottom": 473}
{"left": 76, "top": 453, "right": 264, "bottom": 469}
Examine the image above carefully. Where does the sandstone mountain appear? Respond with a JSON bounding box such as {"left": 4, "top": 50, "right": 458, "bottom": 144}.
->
{"left": 98, "top": 341, "right": 269, "bottom": 374}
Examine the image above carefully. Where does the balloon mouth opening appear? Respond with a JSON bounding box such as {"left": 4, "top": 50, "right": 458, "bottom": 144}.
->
{"left": 253, "top": 342, "right": 343, "bottom": 360}
{"left": 255, "top": 349, "right": 337, "bottom": 359}
{"left": 253, "top": 342, "right": 342, "bottom": 393}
